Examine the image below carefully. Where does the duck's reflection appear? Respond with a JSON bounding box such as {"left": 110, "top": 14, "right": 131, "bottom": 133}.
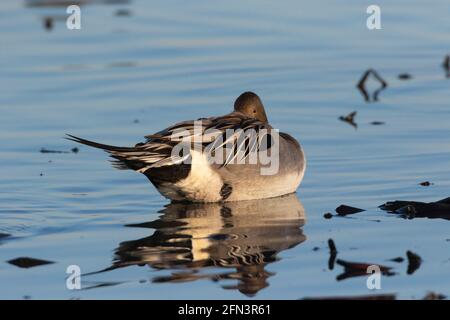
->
{"left": 98, "top": 194, "right": 306, "bottom": 296}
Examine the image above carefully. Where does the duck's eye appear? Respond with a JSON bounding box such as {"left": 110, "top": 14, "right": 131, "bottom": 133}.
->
{"left": 253, "top": 109, "right": 256, "bottom": 113}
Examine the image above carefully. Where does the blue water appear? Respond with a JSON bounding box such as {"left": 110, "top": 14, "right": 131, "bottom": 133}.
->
{"left": 0, "top": 0, "right": 450, "bottom": 299}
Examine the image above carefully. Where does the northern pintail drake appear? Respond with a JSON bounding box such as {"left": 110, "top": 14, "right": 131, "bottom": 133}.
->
{"left": 67, "top": 92, "right": 306, "bottom": 203}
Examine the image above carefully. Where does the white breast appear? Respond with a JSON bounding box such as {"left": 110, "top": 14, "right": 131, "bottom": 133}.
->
{"left": 166, "top": 150, "right": 224, "bottom": 202}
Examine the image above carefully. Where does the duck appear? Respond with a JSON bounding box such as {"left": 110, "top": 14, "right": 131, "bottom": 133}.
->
{"left": 67, "top": 92, "right": 306, "bottom": 203}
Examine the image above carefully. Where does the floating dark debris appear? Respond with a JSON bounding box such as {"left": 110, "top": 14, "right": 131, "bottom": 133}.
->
{"left": 40, "top": 147, "right": 79, "bottom": 154}
{"left": 443, "top": 55, "right": 450, "bottom": 78}
{"left": 40, "top": 14, "right": 71, "bottom": 30}
{"left": 7, "top": 257, "right": 54, "bottom": 269}
{"left": 328, "top": 239, "right": 337, "bottom": 270}
{"left": 0, "top": 233, "right": 11, "bottom": 246}
{"left": 388, "top": 257, "right": 405, "bottom": 263}
{"left": 0, "top": 233, "right": 11, "bottom": 239}
{"left": 41, "top": 148, "right": 66, "bottom": 154}
{"left": 336, "top": 259, "right": 395, "bottom": 281}
{"left": 43, "top": 17, "right": 53, "bottom": 31}
{"left": 323, "top": 212, "right": 333, "bottom": 219}
{"left": 370, "top": 121, "right": 385, "bottom": 125}
{"left": 328, "top": 239, "right": 337, "bottom": 253}
{"left": 357, "top": 69, "right": 388, "bottom": 102}
{"left": 423, "top": 292, "right": 446, "bottom": 300}
{"left": 335, "top": 205, "right": 365, "bottom": 216}
{"left": 419, "top": 181, "right": 432, "bottom": 186}
{"left": 406, "top": 250, "right": 422, "bottom": 275}
{"left": 379, "top": 197, "right": 450, "bottom": 220}
{"left": 304, "top": 293, "right": 396, "bottom": 300}
{"left": 339, "top": 111, "right": 357, "bottom": 129}
{"left": 398, "top": 73, "right": 412, "bottom": 80}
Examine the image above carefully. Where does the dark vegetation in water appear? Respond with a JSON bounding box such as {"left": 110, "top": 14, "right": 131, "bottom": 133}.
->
{"left": 340, "top": 113, "right": 386, "bottom": 128}
{"left": 443, "top": 55, "right": 450, "bottom": 78}
{"left": 40, "top": 147, "right": 79, "bottom": 154}
{"left": 329, "top": 195, "right": 450, "bottom": 221}
{"left": 398, "top": 73, "right": 412, "bottom": 80}
{"left": 356, "top": 69, "right": 388, "bottom": 102}
{"left": 335, "top": 259, "right": 395, "bottom": 281}
{"left": 0, "top": 233, "right": 10, "bottom": 239}
{"left": 82, "top": 281, "right": 125, "bottom": 290}
{"left": 323, "top": 212, "right": 333, "bottom": 219}
{"left": 7, "top": 257, "right": 54, "bottom": 269}
{"left": 0, "top": 233, "right": 11, "bottom": 246}
{"left": 380, "top": 197, "right": 450, "bottom": 220}
{"left": 115, "top": 9, "right": 132, "bottom": 16}
{"left": 336, "top": 61, "right": 450, "bottom": 229}
{"left": 335, "top": 205, "right": 365, "bottom": 216}
{"left": 388, "top": 257, "right": 405, "bottom": 263}
{"left": 327, "top": 239, "right": 337, "bottom": 270}
{"left": 43, "top": 17, "right": 53, "bottom": 31}
{"left": 325, "top": 240, "right": 423, "bottom": 281}
{"left": 339, "top": 111, "right": 357, "bottom": 129}
{"left": 370, "top": 121, "right": 385, "bottom": 125}
{"left": 344, "top": 60, "right": 448, "bottom": 130}
{"left": 406, "top": 251, "right": 422, "bottom": 275}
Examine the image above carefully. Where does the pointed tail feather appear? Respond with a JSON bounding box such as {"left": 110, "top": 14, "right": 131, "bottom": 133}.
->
{"left": 66, "top": 134, "right": 151, "bottom": 171}
{"left": 65, "top": 134, "right": 136, "bottom": 152}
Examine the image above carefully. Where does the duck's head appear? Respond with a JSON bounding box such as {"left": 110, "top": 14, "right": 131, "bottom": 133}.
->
{"left": 234, "top": 92, "right": 268, "bottom": 123}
